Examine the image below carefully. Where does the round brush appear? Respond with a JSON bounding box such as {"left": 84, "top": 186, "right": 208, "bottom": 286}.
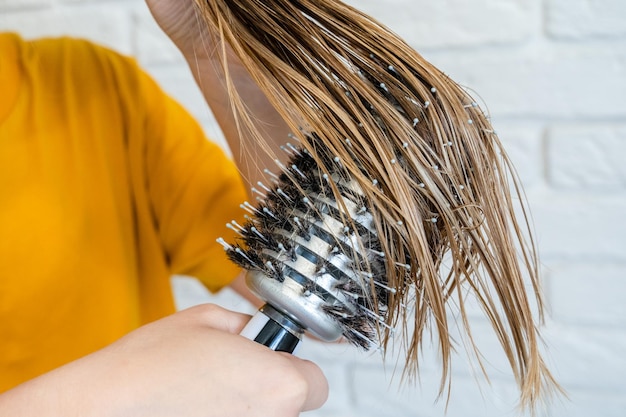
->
{"left": 218, "top": 141, "right": 392, "bottom": 353}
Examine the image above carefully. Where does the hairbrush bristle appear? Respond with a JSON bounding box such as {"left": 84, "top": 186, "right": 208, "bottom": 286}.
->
{"left": 220, "top": 140, "right": 395, "bottom": 349}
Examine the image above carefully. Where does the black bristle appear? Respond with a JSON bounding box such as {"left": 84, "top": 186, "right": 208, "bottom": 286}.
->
{"left": 323, "top": 305, "right": 375, "bottom": 350}
{"left": 263, "top": 259, "right": 285, "bottom": 283}
{"left": 225, "top": 245, "right": 263, "bottom": 271}
{"left": 222, "top": 143, "right": 394, "bottom": 350}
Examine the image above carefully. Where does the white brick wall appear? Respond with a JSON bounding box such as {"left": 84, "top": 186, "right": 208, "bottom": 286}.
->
{"left": 546, "top": 0, "right": 626, "bottom": 39}
{"left": 2, "top": 0, "right": 625, "bottom": 415}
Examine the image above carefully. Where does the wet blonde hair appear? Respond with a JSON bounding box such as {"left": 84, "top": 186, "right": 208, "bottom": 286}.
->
{"left": 194, "top": 0, "right": 560, "bottom": 410}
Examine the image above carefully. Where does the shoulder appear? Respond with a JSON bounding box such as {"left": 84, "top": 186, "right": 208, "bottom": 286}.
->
{"left": 55, "top": 37, "right": 148, "bottom": 89}
{"left": 38, "top": 36, "right": 173, "bottom": 117}
{"left": 17, "top": 35, "right": 160, "bottom": 100}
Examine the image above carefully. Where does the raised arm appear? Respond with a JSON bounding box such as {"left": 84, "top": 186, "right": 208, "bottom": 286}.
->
{"left": 145, "top": 0, "right": 290, "bottom": 195}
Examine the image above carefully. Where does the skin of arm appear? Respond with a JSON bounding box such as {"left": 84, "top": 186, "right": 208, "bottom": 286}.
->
{"left": 144, "top": 0, "right": 292, "bottom": 196}
{"left": 0, "top": 304, "right": 328, "bottom": 416}
{"left": 229, "top": 271, "right": 264, "bottom": 308}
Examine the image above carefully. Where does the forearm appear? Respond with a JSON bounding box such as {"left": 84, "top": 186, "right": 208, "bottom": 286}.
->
{"left": 229, "top": 271, "right": 264, "bottom": 308}
{"left": 145, "top": 0, "right": 291, "bottom": 193}
{"left": 0, "top": 305, "right": 328, "bottom": 416}
{"left": 184, "top": 51, "right": 291, "bottom": 194}
{"left": 0, "top": 360, "right": 94, "bottom": 416}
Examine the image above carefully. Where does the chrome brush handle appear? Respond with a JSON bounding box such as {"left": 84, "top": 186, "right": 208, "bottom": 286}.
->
{"left": 240, "top": 304, "right": 303, "bottom": 353}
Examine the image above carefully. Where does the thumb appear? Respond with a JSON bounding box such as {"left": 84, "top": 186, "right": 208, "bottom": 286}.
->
{"left": 183, "top": 303, "right": 253, "bottom": 334}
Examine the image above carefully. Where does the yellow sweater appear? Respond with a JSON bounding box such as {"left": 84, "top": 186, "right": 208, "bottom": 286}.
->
{"left": 0, "top": 33, "right": 245, "bottom": 391}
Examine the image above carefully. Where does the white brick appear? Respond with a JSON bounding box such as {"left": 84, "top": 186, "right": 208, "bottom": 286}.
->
{"left": 546, "top": 263, "right": 626, "bottom": 326}
{"left": 344, "top": 0, "right": 537, "bottom": 49}
{"left": 58, "top": 0, "right": 97, "bottom": 4}
{"left": 496, "top": 124, "right": 544, "bottom": 188}
{"left": 0, "top": 7, "right": 133, "bottom": 55}
{"left": 0, "top": 0, "right": 50, "bottom": 11}
{"left": 546, "top": 0, "right": 626, "bottom": 39}
{"left": 424, "top": 42, "right": 626, "bottom": 119}
{"left": 549, "top": 388, "right": 626, "bottom": 417}
{"left": 528, "top": 193, "right": 626, "bottom": 260}
{"left": 547, "top": 124, "right": 626, "bottom": 189}
{"left": 350, "top": 365, "right": 525, "bottom": 417}
{"left": 543, "top": 323, "right": 626, "bottom": 390}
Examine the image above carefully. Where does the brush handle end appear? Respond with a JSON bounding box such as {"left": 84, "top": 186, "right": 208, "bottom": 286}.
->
{"left": 240, "top": 304, "right": 303, "bottom": 353}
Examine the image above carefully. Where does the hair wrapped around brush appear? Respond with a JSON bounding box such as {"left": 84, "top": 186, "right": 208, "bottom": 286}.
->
{"left": 193, "top": 0, "right": 560, "bottom": 409}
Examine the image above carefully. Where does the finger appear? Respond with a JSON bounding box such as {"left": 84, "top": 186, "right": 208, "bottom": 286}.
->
{"left": 278, "top": 354, "right": 329, "bottom": 411}
{"left": 185, "top": 303, "right": 252, "bottom": 334}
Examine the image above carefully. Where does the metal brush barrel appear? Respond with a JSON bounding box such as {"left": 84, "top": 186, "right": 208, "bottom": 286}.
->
{"left": 238, "top": 171, "right": 378, "bottom": 352}
{"left": 222, "top": 147, "right": 390, "bottom": 353}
